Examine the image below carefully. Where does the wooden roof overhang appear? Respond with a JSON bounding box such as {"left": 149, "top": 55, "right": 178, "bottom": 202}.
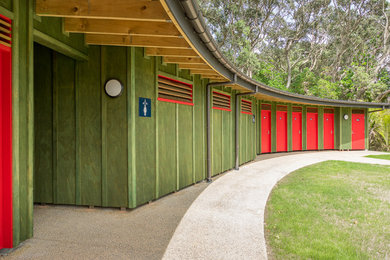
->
{"left": 35, "top": 0, "right": 390, "bottom": 109}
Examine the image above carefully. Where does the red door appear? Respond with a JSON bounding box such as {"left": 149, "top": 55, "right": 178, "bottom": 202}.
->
{"left": 323, "top": 113, "right": 334, "bottom": 149}
{"left": 307, "top": 112, "right": 318, "bottom": 150}
{"left": 352, "top": 114, "right": 365, "bottom": 150}
{"left": 292, "top": 112, "right": 302, "bottom": 151}
{"left": 0, "top": 14, "right": 13, "bottom": 249}
{"left": 276, "top": 111, "right": 287, "bottom": 152}
{"left": 261, "top": 110, "right": 271, "bottom": 153}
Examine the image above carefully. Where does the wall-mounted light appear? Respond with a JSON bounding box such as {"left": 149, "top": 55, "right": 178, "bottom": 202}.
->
{"left": 105, "top": 79, "right": 123, "bottom": 98}
{"left": 343, "top": 114, "right": 349, "bottom": 120}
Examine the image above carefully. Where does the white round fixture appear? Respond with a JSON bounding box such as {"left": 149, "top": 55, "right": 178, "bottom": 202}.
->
{"left": 343, "top": 114, "right": 349, "bottom": 120}
{"left": 105, "top": 79, "right": 123, "bottom": 98}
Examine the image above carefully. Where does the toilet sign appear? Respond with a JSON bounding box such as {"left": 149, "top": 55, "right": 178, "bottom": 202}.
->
{"left": 139, "top": 97, "right": 151, "bottom": 117}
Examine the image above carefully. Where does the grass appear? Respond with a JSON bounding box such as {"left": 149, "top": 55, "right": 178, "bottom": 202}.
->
{"left": 365, "top": 154, "right": 390, "bottom": 161}
{"left": 265, "top": 161, "right": 390, "bottom": 259}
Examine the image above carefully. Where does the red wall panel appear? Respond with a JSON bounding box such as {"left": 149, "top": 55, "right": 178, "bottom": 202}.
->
{"left": 306, "top": 112, "right": 318, "bottom": 150}
{"left": 323, "top": 113, "right": 334, "bottom": 149}
{"left": 276, "top": 111, "right": 287, "bottom": 152}
{"left": 292, "top": 112, "right": 302, "bottom": 151}
{"left": 352, "top": 114, "right": 365, "bottom": 150}
{"left": 261, "top": 110, "right": 271, "bottom": 153}
{"left": 0, "top": 21, "right": 13, "bottom": 249}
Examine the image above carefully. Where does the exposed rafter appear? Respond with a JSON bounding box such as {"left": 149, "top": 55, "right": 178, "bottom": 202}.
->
{"left": 145, "top": 48, "right": 198, "bottom": 57}
{"left": 163, "top": 57, "right": 205, "bottom": 64}
{"left": 64, "top": 18, "right": 180, "bottom": 37}
{"left": 86, "top": 34, "right": 191, "bottom": 48}
{"left": 179, "top": 64, "right": 211, "bottom": 70}
{"left": 36, "top": 0, "right": 170, "bottom": 22}
{"left": 190, "top": 69, "right": 219, "bottom": 75}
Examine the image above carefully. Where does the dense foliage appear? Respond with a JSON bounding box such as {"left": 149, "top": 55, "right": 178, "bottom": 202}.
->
{"left": 199, "top": 0, "right": 390, "bottom": 150}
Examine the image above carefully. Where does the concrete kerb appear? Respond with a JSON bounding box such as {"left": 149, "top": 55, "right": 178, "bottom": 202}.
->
{"left": 162, "top": 151, "right": 390, "bottom": 260}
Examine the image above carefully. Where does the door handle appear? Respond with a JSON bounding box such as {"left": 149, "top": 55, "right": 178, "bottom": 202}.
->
{"left": 268, "top": 130, "right": 270, "bottom": 134}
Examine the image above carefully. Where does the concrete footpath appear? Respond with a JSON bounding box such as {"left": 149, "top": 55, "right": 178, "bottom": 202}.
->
{"left": 163, "top": 151, "right": 390, "bottom": 260}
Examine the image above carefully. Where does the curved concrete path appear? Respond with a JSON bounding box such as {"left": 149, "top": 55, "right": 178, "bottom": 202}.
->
{"left": 163, "top": 151, "right": 390, "bottom": 260}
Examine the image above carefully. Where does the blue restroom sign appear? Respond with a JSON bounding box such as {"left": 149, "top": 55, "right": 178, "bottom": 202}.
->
{"left": 139, "top": 97, "right": 151, "bottom": 117}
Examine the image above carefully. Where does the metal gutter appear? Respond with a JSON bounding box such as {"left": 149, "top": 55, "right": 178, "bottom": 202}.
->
{"left": 206, "top": 75, "right": 237, "bottom": 182}
{"left": 163, "top": 0, "right": 390, "bottom": 109}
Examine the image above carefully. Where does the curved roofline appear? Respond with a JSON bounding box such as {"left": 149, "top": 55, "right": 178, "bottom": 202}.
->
{"left": 162, "top": 0, "right": 390, "bottom": 109}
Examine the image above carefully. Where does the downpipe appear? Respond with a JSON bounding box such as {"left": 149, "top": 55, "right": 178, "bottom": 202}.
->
{"left": 206, "top": 74, "right": 237, "bottom": 182}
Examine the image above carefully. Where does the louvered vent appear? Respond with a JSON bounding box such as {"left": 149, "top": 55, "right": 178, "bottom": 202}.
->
{"left": 0, "top": 15, "right": 11, "bottom": 48}
{"left": 307, "top": 107, "right": 318, "bottom": 113}
{"left": 241, "top": 99, "right": 252, "bottom": 114}
{"left": 212, "top": 91, "right": 231, "bottom": 111}
{"left": 324, "top": 108, "right": 334, "bottom": 114}
{"left": 352, "top": 109, "right": 364, "bottom": 114}
{"left": 158, "top": 75, "right": 193, "bottom": 105}
{"left": 293, "top": 106, "right": 302, "bottom": 112}
{"left": 261, "top": 104, "right": 271, "bottom": 110}
{"left": 277, "top": 105, "right": 287, "bottom": 111}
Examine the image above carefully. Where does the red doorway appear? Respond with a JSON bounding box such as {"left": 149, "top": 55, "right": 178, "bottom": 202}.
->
{"left": 261, "top": 109, "right": 271, "bottom": 153}
{"left": 276, "top": 106, "right": 287, "bottom": 152}
{"left": 352, "top": 112, "right": 365, "bottom": 150}
{"left": 0, "top": 14, "right": 13, "bottom": 250}
{"left": 292, "top": 109, "right": 302, "bottom": 151}
{"left": 323, "top": 111, "right": 334, "bottom": 149}
{"left": 307, "top": 108, "right": 318, "bottom": 150}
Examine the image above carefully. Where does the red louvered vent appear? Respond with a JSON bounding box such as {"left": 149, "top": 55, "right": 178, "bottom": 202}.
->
{"left": 212, "top": 91, "right": 231, "bottom": 111}
{"left": 293, "top": 106, "right": 302, "bottom": 112}
{"left": 324, "top": 108, "right": 334, "bottom": 114}
{"left": 158, "top": 75, "right": 193, "bottom": 106}
{"left": 241, "top": 99, "right": 252, "bottom": 114}
{"left": 0, "top": 15, "right": 11, "bottom": 48}
{"left": 261, "top": 104, "right": 271, "bottom": 110}
{"left": 277, "top": 105, "right": 287, "bottom": 111}
{"left": 307, "top": 107, "right": 318, "bottom": 113}
{"left": 352, "top": 109, "right": 364, "bottom": 114}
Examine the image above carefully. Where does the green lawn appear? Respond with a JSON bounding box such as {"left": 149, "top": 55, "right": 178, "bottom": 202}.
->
{"left": 265, "top": 161, "right": 390, "bottom": 259}
{"left": 365, "top": 154, "right": 390, "bottom": 161}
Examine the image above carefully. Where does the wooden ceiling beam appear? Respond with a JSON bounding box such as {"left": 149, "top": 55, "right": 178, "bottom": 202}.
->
{"left": 64, "top": 18, "right": 180, "bottom": 37}
{"left": 179, "top": 64, "right": 211, "bottom": 70}
{"left": 145, "top": 48, "right": 198, "bottom": 57}
{"left": 163, "top": 57, "right": 205, "bottom": 64}
{"left": 86, "top": 34, "right": 191, "bottom": 49}
{"left": 36, "top": 0, "right": 170, "bottom": 22}
{"left": 190, "top": 69, "right": 219, "bottom": 75}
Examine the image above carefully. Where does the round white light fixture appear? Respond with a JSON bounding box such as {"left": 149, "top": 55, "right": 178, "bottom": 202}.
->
{"left": 343, "top": 114, "right": 349, "bottom": 120}
{"left": 105, "top": 79, "right": 123, "bottom": 98}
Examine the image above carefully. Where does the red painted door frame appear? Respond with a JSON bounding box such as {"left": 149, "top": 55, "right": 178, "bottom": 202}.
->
{"left": 323, "top": 113, "right": 334, "bottom": 149}
{"left": 261, "top": 110, "right": 271, "bottom": 153}
{"left": 352, "top": 114, "right": 365, "bottom": 150}
{"left": 276, "top": 111, "right": 287, "bottom": 152}
{"left": 306, "top": 112, "right": 318, "bottom": 150}
{"left": 0, "top": 14, "right": 13, "bottom": 250}
{"left": 292, "top": 112, "right": 302, "bottom": 151}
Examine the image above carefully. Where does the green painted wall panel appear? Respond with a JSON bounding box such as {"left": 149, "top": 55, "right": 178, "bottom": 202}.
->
{"left": 178, "top": 69, "right": 192, "bottom": 81}
{"left": 318, "top": 107, "right": 324, "bottom": 150}
{"left": 194, "top": 76, "right": 205, "bottom": 182}
{"left": 54, "top": 52, "right": 76, "bottom": 204}
{"left": 157, "top": 56, "right": 176, "bottom": 75}
{"left": 76, "top": 46, "right": 102, "bottom": 206}
{"left": 212, "top": 109, "right": 222, "bottom": 175}
{"left": 334, "top": 107, "right": 340, "bottom": 149}
{"left": 302, "top": 106, "right": 307, "bottom": 150}
{"left": 287, "top": 104, "right": 292, "bottom": 151}
{"left": 271, "top": 103, "right": 277, "bottom": 152}
{"left": 157, "top": 102, "right": 177, "bottom": 196}
{"left": 0, "top": 0, "right": 12, "bottom": 10}
{"left": 341, "top": 107, "right": 352, "bottom": 149}
{"left": 135, "top": 48, "right": 156, "bottom": 205}
{"left": 178, "top": 105, "right": 194, "bottom": 188}
{"left": 222, "top": 110, "right": 232, "bottom": 171}
{"left": 33, "top": 43, "right": 53, "bottom": 203}
{"left": 101, "top": 46, "right": 128, "bottom": 207}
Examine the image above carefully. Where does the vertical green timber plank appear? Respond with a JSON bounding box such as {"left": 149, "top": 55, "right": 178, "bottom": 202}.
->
{"left": 271, "top": 102, "right": 277, "bottom": 153}
{"left": 212, "top": 108, "right": 222, "bottom": 175}
{"left": 318, "top": 107, "right": 324, "bottom": 150}
{"left": 302, "top": 106, "right": 307, "bottom": 150}
{"left": 54, "top": 52, "right": 76, "bottom": 205}
{"left": 75, "top": 59, "right": 80, "bottom": 205}
{"left": 364, "top": 108, "right": 369, "bottom": 150}
{"left": 178, "top": 105, "right": 193, "bottom": 188}
{"left": 194, "top": 76, "right": 204, "bottom": 182}
{"left": 101, "top": 47, "right": 107, "bottom": 206}
{"left": 192, "top": 84, "right": 196, "bottom": 183}
{"left": 258, "top": 101, "right": 262, "bottom": 154}
{"left": 155, "top": 57, "right": 159, "bottom": 198}
{"left": 287, "top": 104, "right": 292, "bottom": 151}
{"left": 222, "top": 111, "right": 230, "bottom": 171}
{"left": 341, "top": 107, "right": 352, "bottom": 149}
{"left": 77, "top": 46, "right": 102, "bottom": 206}
{"left": 101, "top": 46, "right": 128, "bottom": 207}
{"left": 239, "top": 98, "right": 244, "bottom": 164}
{"left": 33, "top": 44, "right": 53, "bottom": 203}
{"left": 135, "top": 48, "right": 156, "bottom": 204}
{"left": 129, "top": 47, "right": 136, "bottom": 208}
{"left": 334, "top": 107, "right": 340, "bottom": 150}
{"left": 256, "top": 100, "right": 260, "bottom": 154}
{"left": 231, "top": 91, "right": 236, "bottom": 166}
